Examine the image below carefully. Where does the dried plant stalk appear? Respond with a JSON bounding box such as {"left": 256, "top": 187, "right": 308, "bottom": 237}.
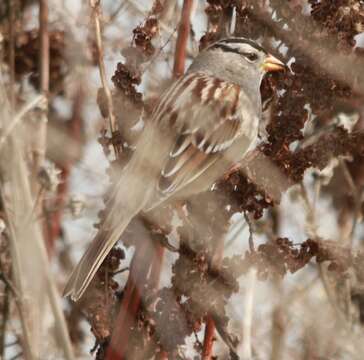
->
{"left": 31, "top": 0, "right": 49, "bottom": 187}
{"left": 8, "top": 0, "right": 16, "bottom": 108}
{"left": 0, "top": 75, "right": 74, "bottom": 360}
{"left": 90, "top": 0, "right": 119, "bottom": 156}
{"left": 0, "top": 74, "right": 37, "bottom": 360}
{"left": 241, "top": 268, "right": 257, "bottom": 359}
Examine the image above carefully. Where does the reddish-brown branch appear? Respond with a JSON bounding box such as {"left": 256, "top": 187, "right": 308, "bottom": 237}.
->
{"left": 39, "top": 0, "right": 49, "bottom": 94}
{"left": 202, "top": 317, "right": 216, "bottom": 359}
{"left": 155, "top": 350, "right": 168, "bottom": 360}
{"left": 107, "top": 234, "right": 166, "bottom": 359}
{"left": 173, "top": 0, "right": 194, "bottom": 78}
{"left": 106, "top": 239, "right": 153, "bottom": 359}
{"left": 106, "top": 252, "right": 140, "bottom": 360}
{"left": 135, "top": 241, "right": 166, "bottom": 360}
{"left": 202, "top": 237, "right": 225, "bottom": 359}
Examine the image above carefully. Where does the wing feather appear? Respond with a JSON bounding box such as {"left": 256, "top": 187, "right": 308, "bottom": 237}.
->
{"left": 155, "top": 73, "right": 243, "bottom": 197}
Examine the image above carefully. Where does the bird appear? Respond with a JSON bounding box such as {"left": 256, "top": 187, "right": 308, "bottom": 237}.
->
{"left": 63, "top": 37, "right": 286, "bottom": 301}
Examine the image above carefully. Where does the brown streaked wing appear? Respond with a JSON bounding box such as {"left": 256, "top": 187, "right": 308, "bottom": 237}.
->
{"left": 156, "top": 74, "right": 242, "bottom": 196}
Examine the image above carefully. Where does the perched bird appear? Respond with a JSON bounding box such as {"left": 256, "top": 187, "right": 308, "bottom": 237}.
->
{"left": 64, "top": 37, "right": 285, "bottom": 301}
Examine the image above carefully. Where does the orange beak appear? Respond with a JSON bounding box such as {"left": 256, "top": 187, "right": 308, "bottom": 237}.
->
{"left": 261, "top": 54, "right": 286, "bottom": 73}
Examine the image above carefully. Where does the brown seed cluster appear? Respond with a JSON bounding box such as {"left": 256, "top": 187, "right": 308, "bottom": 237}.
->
{"left": 222, "top": 237, "right": 356, "bottom": 283}
{"left": 309, "top": 0, "right": 364, "bottom": 50}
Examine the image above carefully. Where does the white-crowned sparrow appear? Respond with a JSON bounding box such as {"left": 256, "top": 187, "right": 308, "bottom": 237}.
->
{"left": 64, "top": 37, "right": 285, "bottom": 301}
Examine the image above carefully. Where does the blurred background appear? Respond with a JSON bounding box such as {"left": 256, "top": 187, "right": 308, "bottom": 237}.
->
{"left": 0, "top": 0, "right": 364, "bottom": 359}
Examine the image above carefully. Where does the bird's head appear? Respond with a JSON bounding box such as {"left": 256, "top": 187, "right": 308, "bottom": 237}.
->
{"left": 189, "top": 37, "right": 286, "bottom": 92}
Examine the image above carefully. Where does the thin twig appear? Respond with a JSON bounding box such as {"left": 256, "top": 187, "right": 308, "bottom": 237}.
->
{"left": 299, "top": 183, "right": 351, "bottom": 326}
{"left": 89, "top": 0, "right": 119, "bottom": 156}
{"left": 9, "top": 0, "right": 16, "bottom": 109}
{"left": 124, "top": 0, "right": 193, "bottom": 58}
{"left": 339, "top": 160, "right": 361, "bottom": 243}
{"left": 244, "top": 212, "right": 255, "bottom": 252}
{"left": 202, "top": 317, "right": 216, "bottom": 360}
{"left": 0, "top": 272, "right": 20, "bottom": 305}
{"left": 0, "top": 191, "right": 35, "bottom": 360}
{"left": 142, "top": 28, "right": 178, "bottom": 75}
{"left": 31, "top": 0, "right": 49, "bottom": 189}
{"left": 46, "top": 269, "right": 76, "bottom": 359}
{"left": 39, "top": 0, "right": 49, "bottom": 94}
{"left": 112, "top": 267, "right": 129, "bottom": 276}
{"left": 108, "top": 1, "right": 127, "bottom": 23}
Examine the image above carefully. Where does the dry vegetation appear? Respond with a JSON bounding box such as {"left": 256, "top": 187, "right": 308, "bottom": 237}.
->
{"left": 1, "top": 0, "right": 364, "bottom": 359}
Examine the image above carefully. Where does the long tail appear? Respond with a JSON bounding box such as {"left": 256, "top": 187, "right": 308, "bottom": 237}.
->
{"left": 63, "top": 122, "right": 171, "bottom": 301}
{"left": 63, "top": 164, "right": 151, "bottom": 301}
{"left": 62, "top": 217, "right": 133, "bottom": 301}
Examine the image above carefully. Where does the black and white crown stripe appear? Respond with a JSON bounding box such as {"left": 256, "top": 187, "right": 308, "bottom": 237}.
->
{"left": 210, "top": 37, "right": 268, "bottom": 54}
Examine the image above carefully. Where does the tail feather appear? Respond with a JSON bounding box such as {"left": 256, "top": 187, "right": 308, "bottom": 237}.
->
{"left": 62, "top": 215, "right": 133, "bottom": 301}
{"left": 64, "top": 124, "right": 168, "bottom": 301}
{"left": 63, "top": 166, "right": 151, "bottom": 301}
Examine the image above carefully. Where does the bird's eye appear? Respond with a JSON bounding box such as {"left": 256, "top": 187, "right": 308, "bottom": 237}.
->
{"left": 243, "top": 52, "right": 258, "bottom": 62}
